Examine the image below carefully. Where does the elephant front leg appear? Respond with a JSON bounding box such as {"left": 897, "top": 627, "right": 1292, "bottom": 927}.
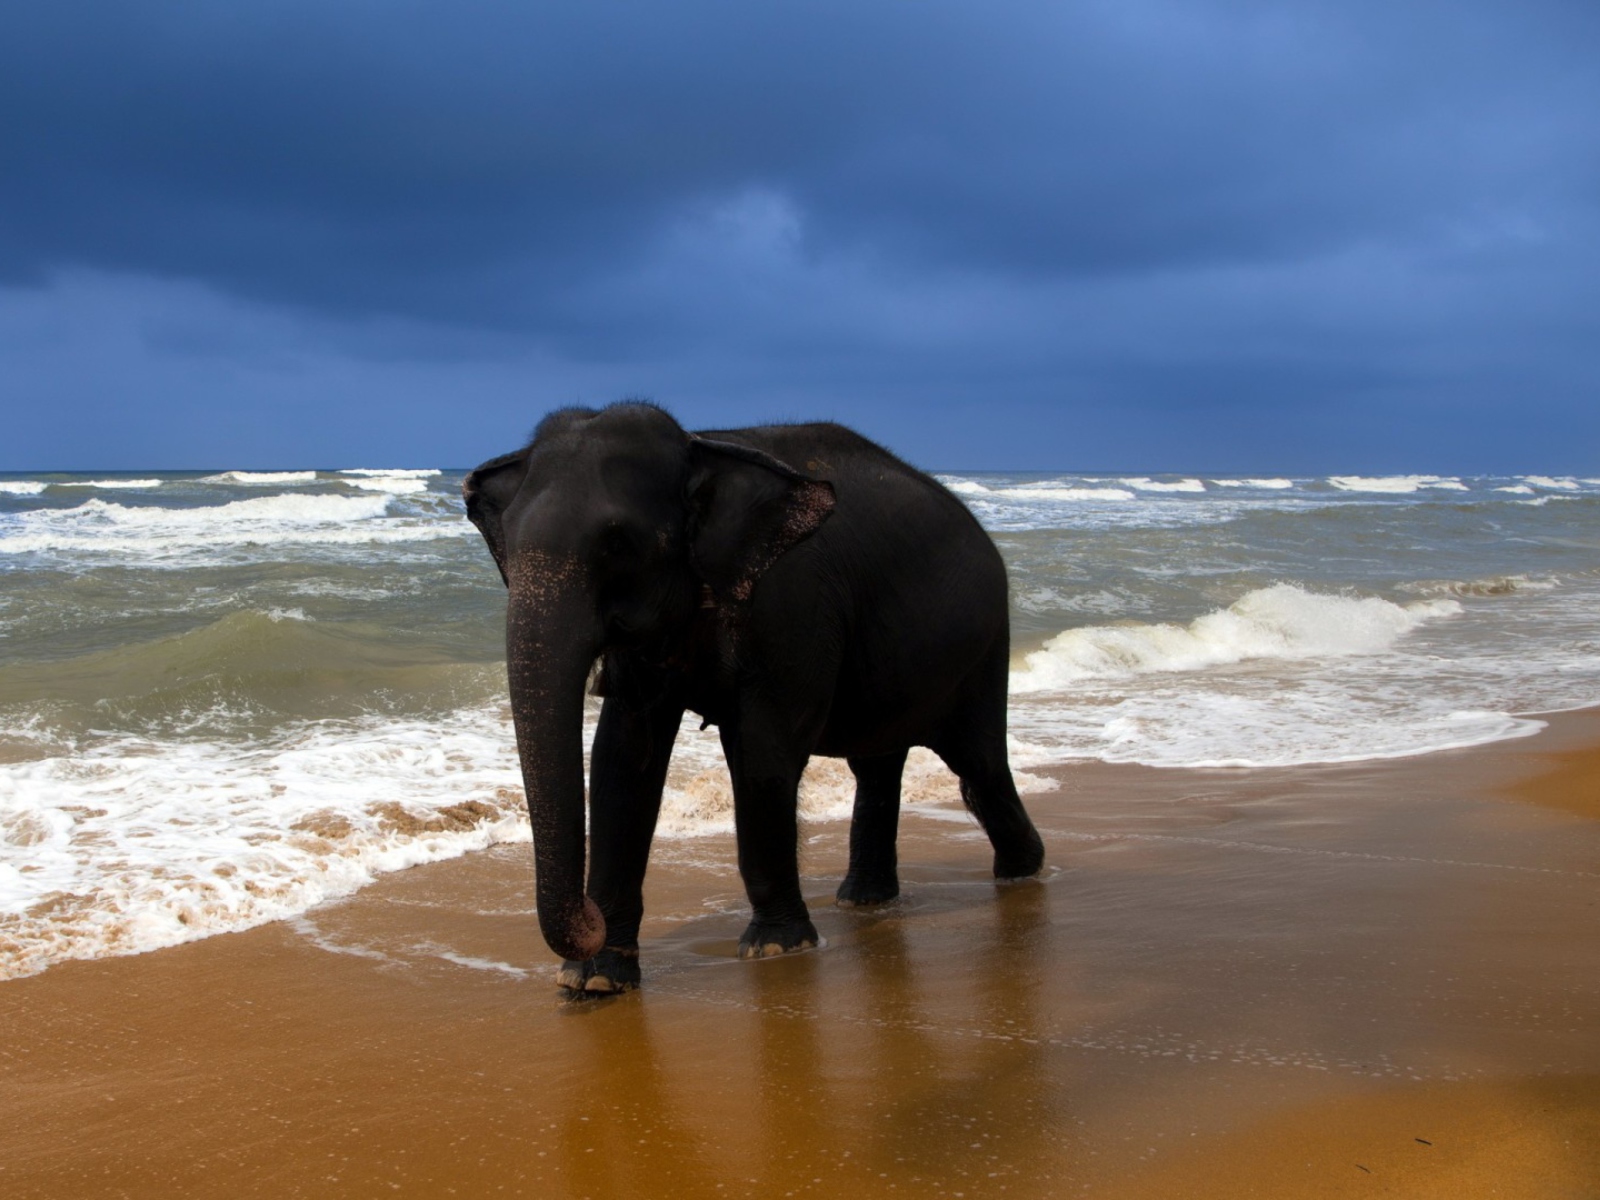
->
{"left": 557, "top": 693, "right": 683, "bottom": 995}
{"left": 721, "top": 721, "right": 819, "bottom": 959}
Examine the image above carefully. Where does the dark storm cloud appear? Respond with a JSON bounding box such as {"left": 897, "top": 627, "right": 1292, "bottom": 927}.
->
{"left": 2, "top": 1, "right": 1598, "bottom": 469}
{"left": 5, "top": 2, "right": 1596, "bottom": 318}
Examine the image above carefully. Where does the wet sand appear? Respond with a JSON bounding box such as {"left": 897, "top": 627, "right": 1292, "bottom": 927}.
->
{"left": 4, "top": 712, "right": 1600, "bottom": 1198}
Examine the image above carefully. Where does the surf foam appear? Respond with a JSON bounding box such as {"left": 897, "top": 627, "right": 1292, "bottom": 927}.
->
{"left": 0, "top": 703, "right": 527, "bottom": 980}
{"left": 202, "top": 470, "right": 319, "bottom": 485}
{"left": 0, "top": 493, "right": 467, "bottom": 561}
{"left": 1328, "top": 475, "right": 1467, "bottom": 493}
{"left": 0, "top": 700, "right": 1026, "bottom": 980}
{"left": 342, "top": 477, "right": 431, "bottom": 494}
{"left": 944, "top": 480, "right": 1137, "bottom": 502}
{"left": 52, "top": 479, "right": 164, "bottom": 490}
{"left": 338, "top": 469, "right": 442, "bottom": 478}
{"left": 1121, "top": 477, "right": 1207, "bottom": 493}
{"left": 1011, "top": 584, "right": 1460, "bottom": 693}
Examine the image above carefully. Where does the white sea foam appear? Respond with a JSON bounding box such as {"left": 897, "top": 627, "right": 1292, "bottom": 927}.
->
{"left": 1328, "top": 475, "right": 1467, "bottom": 493}
{"left": 1521, "top": 475, "right": 1580, "bottom": 490}
{"left": 0, "top": 493, "right": 467, "bottom": 560}
{"left": 1008, "top": 692, "right": 1545, "bottom": 770}
{"left": 1400, "top": 575, "right": 1558, "bottom": 599}
{"left": 1496, "top": 485, "right": 1535, "bottom": 494}
{"left": 52, "top": 479, "right": 164, "bottom": 490}
{"left": 338, "top": 468, "right": 442, "bottom": 478}
{"left": 0, "top": 699, "right": 1033, "bottom": 980}
{"left": 1121, "top": 477, "right": 1207, "bottom": 493}
{"left": 342, "top": 477, "right": 431, "bottom": 495}
{"left": 201, "top": 470, "right": 319, "bottom": 485}
{"left": 653, "top": 730, "right": 1051, "bottom": 840}
{"left": 943, "top": 479, "right": 1136, "bottom": 502}
{"left": 1014, "top": 486, "right": 1134, "bottom": 501}
{"left": 0, "top": 482, "right": 47, "bottom": 496}
{"left": 1011, "top": 584, "right": 1459, "bottom": 693}
{"left": 0, "top": 704, "right": 527, "bottom": 980}
{"left": 1212, "top": 478, "right": 1295, "bottom": 489}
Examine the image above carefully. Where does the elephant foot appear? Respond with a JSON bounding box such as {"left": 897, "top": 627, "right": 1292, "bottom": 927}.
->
{"left": 737, "top": 917, "right": 819, "bottom": 959}
{"left": 993, "top": 831, "right": 1046, "bottom": 880}
{"left": 556, "top": 945, "right": 641, "bottom": 995}
{"left": 835, "top": 873, "right": 900, "bottom": 907}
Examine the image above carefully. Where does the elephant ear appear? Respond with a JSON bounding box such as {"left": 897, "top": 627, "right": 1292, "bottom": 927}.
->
{"left": 462, "top": 448, "right": 528, "bottom": 587}
{"left": 686, "top": 436, "right": 836, "bottom": 602}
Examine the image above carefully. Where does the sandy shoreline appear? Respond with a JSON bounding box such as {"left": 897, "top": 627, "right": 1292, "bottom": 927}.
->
{"left": 4, "top": 713, "right": 1599, "bottom": 1197}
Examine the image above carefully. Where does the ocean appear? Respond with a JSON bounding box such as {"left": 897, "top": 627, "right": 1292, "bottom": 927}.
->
{"left": 2, "top": 466, "right": 1597, "bottom": 980}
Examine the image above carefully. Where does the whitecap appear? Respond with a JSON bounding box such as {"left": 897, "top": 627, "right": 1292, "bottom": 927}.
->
{"left": 1400, "top": 575, "right": 1558, "bottom": 599}
{"left": 1120, "top": 477, "right": 1207, "bottom": 493}
{"left": 0, "top": 481, "right": 47, "bottom": 496}
{"left": 0, "top": 492, "right": 467, "bottom": 561}
{"left": 1328, "top": 475, "right": 1466, "bottom": 493}
{"left": 1211, "top": 478, "right": 1295, "bottom": 489}
{"left": 1521, "top": 475, "right": 1580, "bottom": 490}
{"left": 52, "top": 479, "right": 164, "bottom": 490}
{"left": 994, "top": 486, "right": 1136, "bottom": 501}
{"left": 1010, "top": 584, "right": 1460, "bottom": 693}
{"left": 341, "top": 477, "right": 430, "bottom": 495}
{"left": 201, "top": 470, "right": 319, "bottom": 485}
{"left": 338, "top": 468, "right": 442, "bottom": 478}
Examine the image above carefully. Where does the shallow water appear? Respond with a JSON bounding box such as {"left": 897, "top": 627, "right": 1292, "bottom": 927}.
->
{"left": 3, "top": 466, "right": 1599, "bottom": 977}
{"left": 5, "top": 728, "right": 1598, "bottom": 1198}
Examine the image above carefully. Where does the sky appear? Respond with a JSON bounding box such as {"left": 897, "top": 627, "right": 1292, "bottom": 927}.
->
{"left": 2, "top": 1, "right": 1597, "bottom": 473}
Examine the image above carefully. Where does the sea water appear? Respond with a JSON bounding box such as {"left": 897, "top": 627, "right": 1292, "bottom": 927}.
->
{"left": 2, "top": 467, "right": 1598, "bottom": 978}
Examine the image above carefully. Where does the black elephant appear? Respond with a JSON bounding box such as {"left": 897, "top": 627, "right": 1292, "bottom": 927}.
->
{"left": 464, "top": 402, "right": 1044, "bottom": 993}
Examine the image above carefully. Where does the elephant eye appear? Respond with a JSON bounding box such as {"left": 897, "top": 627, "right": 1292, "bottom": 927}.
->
{"left": 599, "top": 522, "right": 642, "bottom": 561}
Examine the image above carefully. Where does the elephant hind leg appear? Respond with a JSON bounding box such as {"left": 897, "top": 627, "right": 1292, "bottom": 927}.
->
{"left": 931, "top": 650, "right": 1045, "bottom": 880}
{"left": 956, "top": 770, "right": 1045, "bottom": 878}
{"left": 837, "top": 748, "right": 908, "bottom": 907}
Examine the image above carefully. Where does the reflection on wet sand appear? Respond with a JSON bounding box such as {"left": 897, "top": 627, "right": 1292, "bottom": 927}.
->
{"left": 555, "top": 998, "right": 722, "bottom": 1197}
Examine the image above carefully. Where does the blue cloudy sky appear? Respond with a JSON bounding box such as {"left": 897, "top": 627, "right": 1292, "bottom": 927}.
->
{"left": 3, "top": 1, "right": 1596, "bottom": 472}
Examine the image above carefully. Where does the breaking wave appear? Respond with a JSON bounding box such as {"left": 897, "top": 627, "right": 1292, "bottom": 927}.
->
{"left": 0, "top": 493, "right": 467, "bottom": 561}
{"left": 1121, "top": 477, "right": 1206, "bottom": 493}
{"left": 1011, "top": 584, "right": 1460, "bottom": 693}
{"left": 945, "top": 480, "right": 1137, "bottom": 502}
{"left": 1328, "top": 475, "right": 1467, "bottom": 493}
{"left": 338, "top": 468, "right": 442, "bottom": 478}
{"left": 202, "top": 470, "right": 319, "bottom": 485}
{"left": 52, "top": 479, "right": 164, "bottom": 490}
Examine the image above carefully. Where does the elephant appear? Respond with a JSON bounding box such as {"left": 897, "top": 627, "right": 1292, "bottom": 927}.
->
{"left": 463, "top": 402, "right": 1045, "bottom": 994}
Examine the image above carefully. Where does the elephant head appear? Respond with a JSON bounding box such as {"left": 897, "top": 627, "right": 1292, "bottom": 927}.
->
{"left": 462, "top": 403, "right": 835, "bottom": 960}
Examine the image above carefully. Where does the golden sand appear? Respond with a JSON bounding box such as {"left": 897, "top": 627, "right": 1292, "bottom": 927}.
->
{"left": 3, "top": 712, "right": 1599, "bottom": 1198}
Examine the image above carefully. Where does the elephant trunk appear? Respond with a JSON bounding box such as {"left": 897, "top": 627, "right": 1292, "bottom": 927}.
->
{"left": 505, "top": 555, "right": 606, "bottom": 962}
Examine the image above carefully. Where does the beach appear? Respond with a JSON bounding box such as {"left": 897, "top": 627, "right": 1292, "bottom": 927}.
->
{"left": 5, "top": 707, "right": 1597, "bottom": 1198}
